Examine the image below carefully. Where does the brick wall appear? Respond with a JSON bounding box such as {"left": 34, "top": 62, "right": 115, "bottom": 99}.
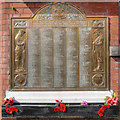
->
{"left": 0, "top": 2, "right": 119, "bottom": 120}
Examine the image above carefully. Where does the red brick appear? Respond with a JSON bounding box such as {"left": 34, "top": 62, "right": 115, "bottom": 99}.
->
{"left": 110, "top": 29, "right": 119, "bottom": 35}
{"left": 111, "top": 62, "right": 119, "bottom": 69}
{"left": 111, "top": 7, "right": 119, "bottom": 14}
{"left": 2, "top": 30, "right": 9, "bottom": 36}
{"left": 1, "top": 14, "right": 9, "bottom": 20}
{"left": 87, "top": 2, "right": 96, "bottom": 7}
{"left": 110, "top": 35, "right": 119, "bottom": 41}
{"left": 1, "top": 64, "right": 9, "bottom": 69}
{"left": 16, "top": 8, "right": 24, "bottom": 14}
{"left": 12, "top": 14, "right": 20, "bottom": 17}
{"left": 104, "top": 2, "right": 118, "bottom": 7}
{"left": 0, "top": 25, "right": 8, "bottom": 31}
{"left": 110, "top": 24, "right": 118, "bottom": 30}
{"left": 95, "top": 2, "right": 104, "bottom": 7}
{"left": 80, "top": 3, "right": 88, "bottom": 7}
{"left": 84, "top": 8, "right": 92, "bottom": 13}
{"left": 111, "top": 68, "right": 119, "bottom": 73}
{"left": 13, "top": 3, "right": 27, "bottom": 8}
{"left": 30, "top": 8, "right": 39, "bottom": 14}
{"left": 27, "top": 3, "right": 35, "bottom": 8}
{"left": 110, "top": 40, "right": 119, "bottom": 46}
{"left": 2, "top": 3, "right": 9, "bottom": 9}
{"left": 111, "top": 80, "right": 118, "bottom": 85}
{"left": 20, "top": 14, "right": 31, "bottom": 17}
{"left": 23, "top": 8, "right": 33, "bottom": 14}
{"left": 9, "top": 3, "right": 13, "bottom": 8}
{"left": 110, "top": 18, "right": 119, "bottom": 24}
{"left": 2, "top": 19, "right": 10, "bottom": 25}
{"left": 111, "top": 73, "right": 119, "bottom": 80}
{"left": 4, "top": 9, "right": 15, "bottom": 14}
{"left": 92, "top": 8, "right": 107, "bottom": 13}
{"left": 34, "top": 3, "right": 46, "bottom": 8}
{"left": 108, "top": 8, "right": 112, "bottom": 14}
{"left": 2, "top": 36, "right": 9, "bottom": 41}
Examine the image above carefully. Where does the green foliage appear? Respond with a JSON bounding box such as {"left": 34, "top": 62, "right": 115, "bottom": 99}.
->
{"left": 104, "top": 96, "right": 111, "bottom": 102}
{"left": 66, "top": 104, "right": 70, "bottom": 106}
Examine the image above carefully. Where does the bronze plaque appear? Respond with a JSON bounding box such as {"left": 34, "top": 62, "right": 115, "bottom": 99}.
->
{"left": 11, "top": 3, "right": 109, "bottom": 90}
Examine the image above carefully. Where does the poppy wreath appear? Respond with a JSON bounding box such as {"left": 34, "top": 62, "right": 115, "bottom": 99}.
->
{"left": 98, "top": 105, "right": 110, "bottom": 117}
{"left": 3, "top": 98, "right": 18, "bottom": 114}
{"left": 54, "top": 100, "right": 66, "bottom": 112}
{"left": 98, "top": 93, "right": 118, "bottom": 117}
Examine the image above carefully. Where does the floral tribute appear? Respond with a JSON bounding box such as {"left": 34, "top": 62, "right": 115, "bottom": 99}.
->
{"left": 3, "top": 98, "right": 18, "bottom": 114}
{"left": 98, "top": 93, "right": 118, "bottom": 117}
{"left": 54, "top": 100, "right": 66, "bottom": 112}
{"left": 81, "top": 101, "right": 87, "bottom": 106}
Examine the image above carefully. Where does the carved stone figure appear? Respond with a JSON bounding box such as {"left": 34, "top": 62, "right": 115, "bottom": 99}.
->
{"left": 15, "top": 30, "right": 26, "bottom": 72}
{"left": 92, "top": 30, "right": 103, "bottom": 71}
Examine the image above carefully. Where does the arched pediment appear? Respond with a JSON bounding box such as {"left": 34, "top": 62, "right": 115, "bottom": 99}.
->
{"left": 33, "top": 3, "right": 86, "bottom": 20}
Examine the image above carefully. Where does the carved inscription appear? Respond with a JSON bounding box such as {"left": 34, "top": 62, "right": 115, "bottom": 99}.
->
{"left": 53, "top": 28, "right": 66, "bottom": 87}
{"left": 66, "top": 28, "right": 78, "bottom": 87}
{"left": 79, "top": 27, "right": 91, "bottom": 87}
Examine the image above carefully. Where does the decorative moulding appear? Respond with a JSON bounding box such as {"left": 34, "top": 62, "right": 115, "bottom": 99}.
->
{"left": 6, "top": 91, "right": 112, "bottom": 103}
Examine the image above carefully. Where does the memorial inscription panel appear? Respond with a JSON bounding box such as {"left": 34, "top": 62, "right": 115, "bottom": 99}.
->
{"left": 11, "top": 3, "right": 108, "bottom": 90}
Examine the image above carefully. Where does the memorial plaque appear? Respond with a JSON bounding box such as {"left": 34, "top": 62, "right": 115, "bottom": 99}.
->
{"left": 11, "top": 3, "right": 109, "bottom": 90}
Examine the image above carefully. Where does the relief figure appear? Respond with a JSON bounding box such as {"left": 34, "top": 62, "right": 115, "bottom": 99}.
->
{"left": 92, "top": 31, "right": 103, "bottom": 71}
{"left": 15, "top": 30, "right": 26, "bottom": 72}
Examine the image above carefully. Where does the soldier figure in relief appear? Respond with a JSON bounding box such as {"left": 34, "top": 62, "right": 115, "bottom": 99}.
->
{"left": 92, "top": 30, "right": 103, "bottom": 72}
{"left": 15, "top": 30, "right": 26, "bottom": 72}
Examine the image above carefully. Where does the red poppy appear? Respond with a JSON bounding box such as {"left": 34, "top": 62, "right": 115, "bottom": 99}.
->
{"left": 54, "top": 107, "right": 60, "bottom": 112}
{"left": 60, "top": 103, "right": 66, "bottom": 112}
{"left": 98, "top": 108, "right": 104, "bottom": 117}
{"left": 10, "top": 106, "right": 18, "bottom": 112}
{"left": 107, "top": 98, "right": 113, "bottom": 105}
{"left": 107, "top": 105, "right": 110, "bottom": 108}
{"left": 112, "top": 97, "right": 118, "bottom": 105}
{"left": 101, "top": 105, "right": 107, "bottom": 111}
{"left": 5, "top": 106, "right": 8, "bottom": 110}
{"left": 5, "top": 107, "right": 13, "bottom": 114}
{"left": 99, "top": 113, "right": 103, "bottom": 117}
{"left": 4, "top": 99, "right": 9, "bottom": 106}
{"left": 54, "top": 103, "right": 66, "bottom": 112}
{"left": 5, "top": 106, "right": 18, "bottom": 114}
{"left": 9, "top": 98, "right": 14, "bottom": 105}
{"left": 4, "top": 98, "right": 13, "bottom": 105}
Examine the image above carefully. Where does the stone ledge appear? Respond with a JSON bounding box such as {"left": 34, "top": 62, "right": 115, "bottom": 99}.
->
{"left": 2, "top": 104, "right": 119, "bottom": 118}
{"left": 5, "top": 91, "right": 112, "bottom": 103}
{"left": 110, "top": 46, "right": 120, "bottom": 57}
